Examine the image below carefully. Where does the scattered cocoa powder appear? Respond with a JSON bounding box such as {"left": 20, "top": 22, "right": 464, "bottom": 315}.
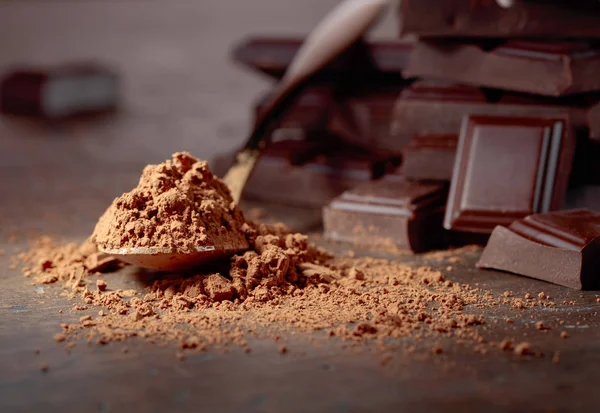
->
{"left": 40, "top": 363, "right": 48, "bottom": 372}
{"left": 12, "top": 153, "right": 561, "bottom": 360}
{"left": 560, "top": 331, "right": 569, "bottom": 339}
{"left": 552, "top": 352, "right": 560, "bottom": 364}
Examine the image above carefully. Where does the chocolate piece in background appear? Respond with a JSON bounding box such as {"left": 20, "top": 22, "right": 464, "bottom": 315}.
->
{"left": 232, "top": 36, "right": 413, "bottom": 81}
{"left": 401, "top": 134, "right": 458, "bottom": 181}
{"left": 328, "top": 84, "right": 411, "bottom": 153}
{"left": 323, "top": 175, "right": 448, "bottom": 253}
{"left": 586, "top": 101, "right": 600, "bottom": 140}
{"left": 566, "top": 186, "right": 600, "bottom": 212}
{"left": 405, "top": 40, "right": 600, "bottom": 97}
{"left": 211, "top": 139, "right": 401, "bottom": 208}
{"left": 445, "top": 114, "right": 575, "bottom": 234}
{"left": 390, "top": 82, "right": 591, "bottom": 151}
{"left": 0, "top": 63, "right": 119, "bottom": 118}
{"left": 399, "top": 0, "right": 600, "bottom": 38}
{"left": 254, "top": 86, "right": 333, "bottom": 143}
{"left": 478, "top": 209, "right": 600, "bottom": 290}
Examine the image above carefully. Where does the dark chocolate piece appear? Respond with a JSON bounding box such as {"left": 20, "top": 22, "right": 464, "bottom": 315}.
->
{"left": 399, "top": 0, "right": 600, "bottom": 38}
{"left": 405, "top": 40, "right": 600, "bottom": 97}
{"left": 323, "top": 176, "right": 448, "bottom": 252}
{"left": 211, "top": 140, "right": 401, "bottom": 208}
{"left": 566, "top": 186, "right": 600, "bottom": 212}
{"left": 478, "top": 209, "right": 600, "bottom": 290}
{"left": 390, "top": 82, "right": 589, "bottom": 151}
{"left": 444, "top": 115, "right": 575, "bottom": 234}
{"left": 254, "top": 86, "right": 333, "bottom": 143}
{"left": 232, "top": 37, "right": 413, "bottom": 79}
{"left": 328, "top": 85, "right": 409, "bottom": 153}
{"left": 0, "top": 63, "right": 119, "bottom": 118}
{"left": 401, "top": 134, "right": 457, "bottom": 181}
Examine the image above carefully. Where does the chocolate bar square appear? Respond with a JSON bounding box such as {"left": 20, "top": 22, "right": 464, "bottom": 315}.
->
{"left": 323, "top": 177, "right": 448, "bottom": 252}
{"left": 390, "top": 82, "right": 589, "bottom": 147}
{"left": 211, "top": 140, "right": 401, "bottom": 208}
{"left": 401, "top": 134, "right": 458, "bottom": 181}
{"left": 404, "top": 40, "right": 600, "bottom": 97}
{"left": 478, "top": 209, "right": 600, "bottom": 290}
{"left": 444, "top": 115, "right": 575, "bottom": 234}
{"left": 0, "top": 63, "right": 119, "bottom": 118}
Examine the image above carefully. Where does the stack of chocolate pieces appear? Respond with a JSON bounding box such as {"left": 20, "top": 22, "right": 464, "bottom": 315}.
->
{"left": 219, "top": 0, "right": 600, "bottom": 289}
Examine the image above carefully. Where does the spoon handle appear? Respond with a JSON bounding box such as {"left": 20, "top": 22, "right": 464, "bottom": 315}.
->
{"left": 224, "top": 0, "right": 391, "bottom": 203}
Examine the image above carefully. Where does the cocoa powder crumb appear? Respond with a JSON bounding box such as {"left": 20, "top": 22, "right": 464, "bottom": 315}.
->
{"left": 96, "top": 280, "right": 107, "bottom": 292}
{"left": 514, "top": 342, "right": 531, "bottom": 356}
{"left": 432, "top": 345, "right": 443, "bottom": 355}
{"left": 279, "top": 346, "right": 288, "bottom": 354}
{"left": 552, "top": 352, "right": 560, "bottom": 364}
{"left": 499, "top": 339, "right": 514, "bottom": 351}
{"left": 53, "top": 333, "right": 66, "bottom": 343}
{"left": 560, "top": 331, "right": 569, "bottom": 339}
{"left": 40, "top": 363, "right": 49, "bottom": 372}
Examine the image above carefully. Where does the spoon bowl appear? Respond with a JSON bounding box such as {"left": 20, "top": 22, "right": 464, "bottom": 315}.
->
{"left": 99, "top": 244, "right": 246, "bottom": 272}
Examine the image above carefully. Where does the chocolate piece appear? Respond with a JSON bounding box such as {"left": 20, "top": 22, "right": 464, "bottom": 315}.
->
{"left": 390, "top": 82, "right": 589, "bottom": 151}
{"left": 566, "top": 186, "right": 600, "bottom": 212}
{"left": 478, "top": 209, "right": 600, "bottom": 290}
{"left": 399, "top": 0, "right": 600, "bottom": 38}
{"left": 254, "top": 86, "right": 333, "bottom": 143}
{"left": 232, "top": 37, "right": 413, "bottom": 79}
{"left": 0, "top": 63, "right": 119, "bottom": 118}
{"left": 445, "top": 115, "right": 575, "bottom": 234}
{"left": 328, "top": 84, "right": 411, "bottom": 153}
{"left": 401, "top": 134, "right": 457, "bottom": 181}
{"left": 211, "top": 140, "right": 401, "bottom": 207}
{"left": 323, "top": 176, "right": 448, "bottom": 252}
{"left": 405, "top": 40, "right": 600, "bottom": 97}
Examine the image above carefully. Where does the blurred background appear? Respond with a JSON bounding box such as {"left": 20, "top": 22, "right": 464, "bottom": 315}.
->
{"left": 0, "top": 0, "right": 398, "bottom": 170}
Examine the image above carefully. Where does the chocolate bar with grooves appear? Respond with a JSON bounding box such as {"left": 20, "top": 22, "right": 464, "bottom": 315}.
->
{"left": 401, "top": 134, "right": 458, "bottom": 181}
{"left": 405, "top": 40, "right": 600, "bottom": 97}
{"left": 478, "top": 209, "right": 600, "bottom": 290}
{"left": 390, "top": 82, "right": 591, "bottom": 150}
{"left": 211, "top": 140, "right": 401, "bottom": 208}
{"left": 323, "top": 176, "right": 448, "bottom": 253}
{"left": 399, "top": 0, "right": 600, "bottom": 38}
{"left": 444, "top": 114, "right": 575, "bottom": 234}
{"left": 232, "top": 37, "right": 413, "bottom": 80}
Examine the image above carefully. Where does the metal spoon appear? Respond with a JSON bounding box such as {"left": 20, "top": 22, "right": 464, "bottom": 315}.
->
{"left": 100, "top": 0, "right": 391, "bottom": 272}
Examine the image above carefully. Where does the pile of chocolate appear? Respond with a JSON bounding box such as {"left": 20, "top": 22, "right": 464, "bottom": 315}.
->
{"left": 212, "top": 0, "right": 600, "bottom": 291}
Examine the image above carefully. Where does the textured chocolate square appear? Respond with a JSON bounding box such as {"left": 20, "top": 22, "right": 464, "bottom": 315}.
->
{"left": 478, "top": 209, "right": 600, "bottom": 290}
{"left": 323, "top": 177, "right": 448, "bottom": 252}
{"left": 444, "top": 115, "right": 575, "bottom": 234}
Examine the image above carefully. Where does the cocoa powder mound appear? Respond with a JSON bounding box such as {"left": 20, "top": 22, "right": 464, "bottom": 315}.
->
{"left": 92, "top": 152, "right": 248, "bottom": 253}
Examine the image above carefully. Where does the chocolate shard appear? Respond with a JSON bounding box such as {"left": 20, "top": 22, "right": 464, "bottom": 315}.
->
{"left": 211, "top": 140, "right": 401, "bottom": 208}
{"left": 401, "top": 134, "right": 458, "bottom": 181}
{"left": 232, "top": 36, "right": 413, "bottom": 79}
{"left": 323, "top": 176, "right": 448, "bottom": 253}
{"left": 329, "top": 85, "right": 409, "bottom": 153}
{"left": 478, "top": 209, "right": 600, "bottom": 290}
{"left": 399, "top": 0, "right": 600, "bottom": 38}
{"left": 444, "top": 114, "right": 575, "bottom": 234}
{"left": 0, "top": 63, "right": 119, "bottom": 118}
{"left": 404, "top": 40, "right": 600, "bottom": 97}
{"left": 390, "top": 82, "right": 590, "bottom": 148}
{"left": 254, "top": 86, "right": 333, "bottom": 144}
